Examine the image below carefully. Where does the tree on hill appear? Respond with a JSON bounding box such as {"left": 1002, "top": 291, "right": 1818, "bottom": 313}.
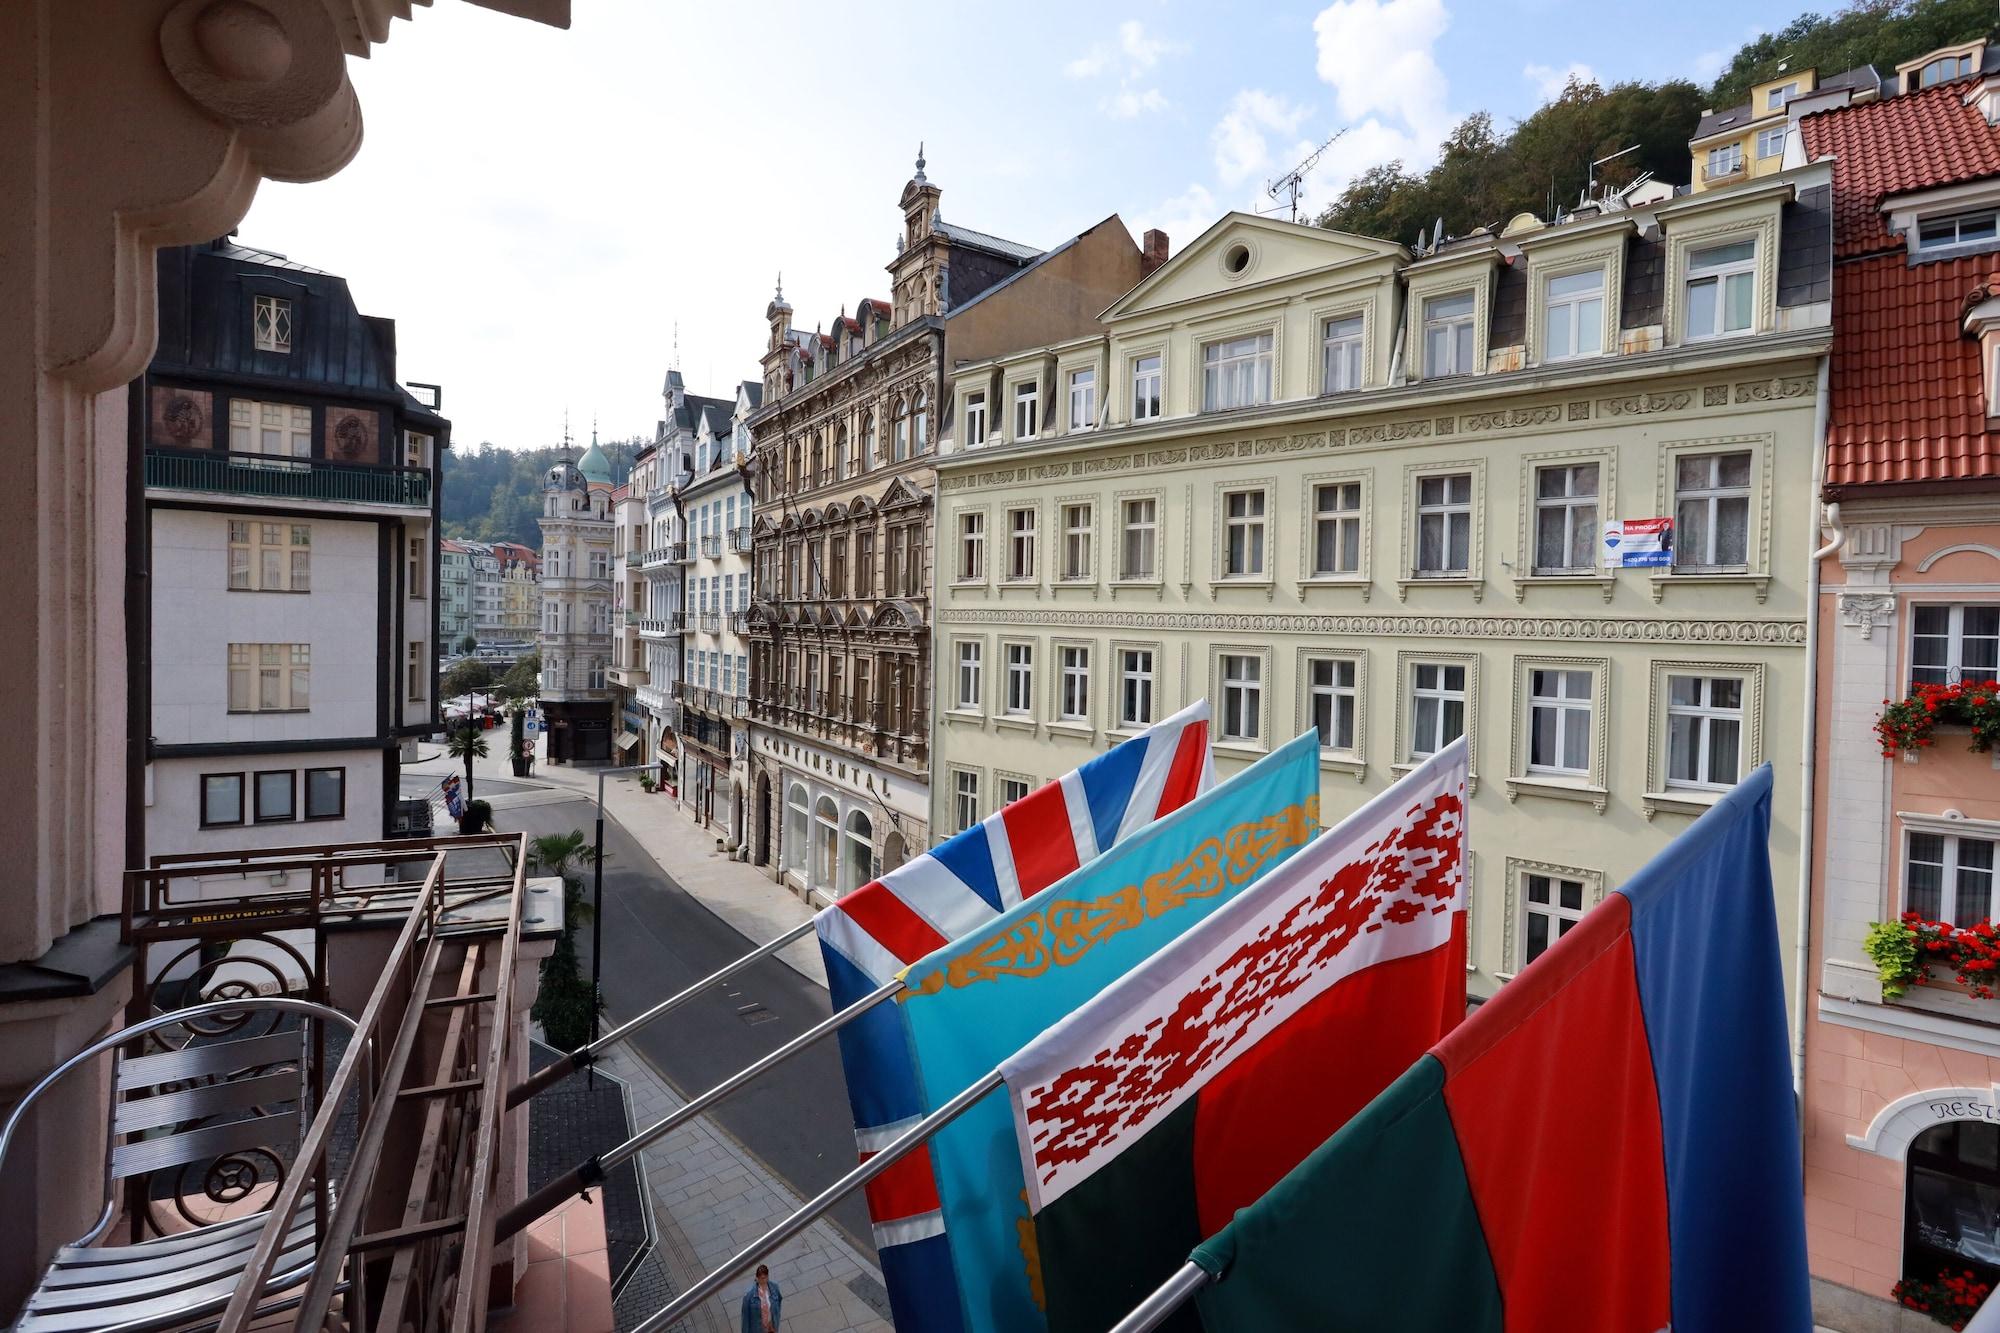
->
{"left": 438, "top": 436, "right": 647, "bottom": 547}
{"left": 1707, "top": 0, "right": 1996, "bottom": 111}
{"left": 1315, "top": 0, "right": 1988, "bottom": 244}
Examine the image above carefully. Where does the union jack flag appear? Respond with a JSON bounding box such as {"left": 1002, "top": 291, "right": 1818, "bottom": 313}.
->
{"left": 814, "top": 701, "right": 1215, "bottom": 1332}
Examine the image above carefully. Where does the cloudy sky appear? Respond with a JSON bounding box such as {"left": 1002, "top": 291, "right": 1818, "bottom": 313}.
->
{"left": 242, "top": 0, "right": 1809, "bottom": 450}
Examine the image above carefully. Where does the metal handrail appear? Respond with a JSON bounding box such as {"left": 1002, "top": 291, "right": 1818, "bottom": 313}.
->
{"left": 215, "top": 853, "right": 454, "bottom": 1333}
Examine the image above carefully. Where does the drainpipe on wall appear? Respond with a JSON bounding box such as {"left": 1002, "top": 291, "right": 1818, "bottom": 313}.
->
{"left": 1796, "top": 355, "right": 1843, "bottom": 1108}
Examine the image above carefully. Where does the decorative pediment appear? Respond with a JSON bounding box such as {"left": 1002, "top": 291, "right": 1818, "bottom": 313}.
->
{"left": 779, "top": 513, "right": 800, "bottom": 532}
{"left": 1103, "top": 211, "right": 1407, "bottom": 323}
{"left": 751, "top": 513, "right": 780, "bottom": 536}
{"left": 799, "top": 506, "right": 823, "bottom": 527}
{"left": 872, "top": 599, "right": 923, "bottom": 629}
{"left": 849, "top": 495, "right": 877, "bottom": 518}
{"left": 823, "top": 501, "right": 848, "bottom": 523}
{"left": 844, "top": 605, "right": 867, "bottom": 628}
{"left": 879, "top": 477, "right": 927, "bottom": 510}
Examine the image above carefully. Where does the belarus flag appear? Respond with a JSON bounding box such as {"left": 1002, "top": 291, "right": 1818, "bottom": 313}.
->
{"left": 999, "top": 741, "right": 1468, "bottom": 1333}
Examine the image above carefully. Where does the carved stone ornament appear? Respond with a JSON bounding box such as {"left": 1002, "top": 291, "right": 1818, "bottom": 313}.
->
{"left": 1838, "top": 591, "right": 1897, "bottom": 640}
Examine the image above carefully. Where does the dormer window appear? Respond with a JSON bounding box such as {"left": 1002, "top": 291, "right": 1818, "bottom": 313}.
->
{"left": 1684, "top": 240, "right": 1756, "bottom": 340}
{"left": 253, "top": 295, "right": 292, "bottom": 353}
{"left": 1764, "top": 82, "right": 1798, "bottom": 111}
{"left": 1013, "top": 381, "right": 1040, "bottom": 440}
{"left": 1918, "top": 210, "right": 2000, "bottom": 251}
{"left": 1913, "top": 52, "right": 1974, "bottom": 90}
{"left": 1321, "top": 316, "right": 1363, "bottom": 393}
{"left": 1542, "top": 269, "right": 1605, "bottom": 361}
{"left": 1422, "top": 292, "right": 1476, "bottom": 378}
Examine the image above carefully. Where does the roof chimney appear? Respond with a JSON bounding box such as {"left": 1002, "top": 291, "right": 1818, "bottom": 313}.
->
{"left": 1141, "top": 228, "right": 1170, "bottom": 276}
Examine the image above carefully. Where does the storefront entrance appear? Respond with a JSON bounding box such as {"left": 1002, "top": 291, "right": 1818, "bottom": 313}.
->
{"left": 1907, "top": 1119, "right": 2000, "bottom": 1286}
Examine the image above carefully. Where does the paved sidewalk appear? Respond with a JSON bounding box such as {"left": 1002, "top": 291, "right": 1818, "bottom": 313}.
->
{"left": 407, "top": 738, "right": 831, "bottom": 986}
{"left": 593, "top": 1040, "right": 893, "bottom": 1333}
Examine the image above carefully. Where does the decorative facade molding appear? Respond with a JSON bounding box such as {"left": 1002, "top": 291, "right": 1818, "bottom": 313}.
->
{"left": 937, "top": 607, "right": 1808, "bottom": 645}
{"left": 1837, "top": 590, "right": 1898, "bottom": 640}
{"left": 1500, "top": 857, "right": 1607, "bottom": 976}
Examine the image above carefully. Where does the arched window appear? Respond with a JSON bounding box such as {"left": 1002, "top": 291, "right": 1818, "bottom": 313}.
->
{"left": 786, "top": 445, "right": 801, "bottom": 493}
{"left": 809, "top": 435, "right": 823, "bottom": 488}
{"left": 844, "top": 810, "right": 874, "bottom": 894}
{"left": 785, "top": 783, "right": 809, "bottom": 878}
{"left": 882, "top": 830, "right": 908, "bottom": 875}
{"left": 1907, "top": 1119, "right": 2000, "bottom": 1288}
{"left": 814, "top": 796, "right": 840, "bottom": 893}
{"left": 893, "top": 397, "right": 910, "bottom": 463}
{"left": 860, "top": 412, "right": 877, "bottom": 472}
{"left": 834, "top": 425, "right": 850, "bottom": 480}
{"left": 912, "top": 390, "right": 929, "bottom": 453}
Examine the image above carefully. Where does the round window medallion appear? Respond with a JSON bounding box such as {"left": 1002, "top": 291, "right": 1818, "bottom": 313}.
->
{"left": 1223, "top": 243, "right": 1252, "bottom": 275}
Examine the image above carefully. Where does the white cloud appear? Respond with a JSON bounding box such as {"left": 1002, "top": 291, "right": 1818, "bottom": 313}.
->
{"left": 1136, "top": 183, "right": 1221, "bottom": 249}
{"left": 1523, "top": 61, "right": 1598, "bottom": 101}
{"left": 1212, "top": 90, "right": 1312, "bottom": 186}
{"left": 1067, "top": 19, "right": 1183, "bottom": 117}
{"left": 1692, "top": 47, "right": 1730, "bottom": 81}
{"left": 1312, "top": 0, "right": 1452, "bottom": 143}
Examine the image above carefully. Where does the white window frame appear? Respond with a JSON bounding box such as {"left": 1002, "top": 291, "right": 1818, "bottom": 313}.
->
{"left": 1664, "top": 673, "right": 1746, "bottom": 792}
{"left": 1407, "top": 659, "right": 1468, "bottom": 760}
{"left": 1221, "top": 488, "right": 1268, "bottom": 579}
{"left": 964, "top": 391, "right": 988, "bottom": 447}
{"left": 1525, "top": 666, "right": 1594, "bottom": 778}
{"left": 1903, "top": 823, "right": 1998, "bottom": 927}
{"left": 1131, "top": 352, "right": 1163, "bottom": 422}
{"left": 1306, "top": 655, "right": 1360, "bottom": 754}
{"left": 1413, "top": 472, "right": 1473, "bottom": 576}
{"left": 1918, "top": 209, "right": 2000, "bottom": 251}
{"left": 998, "top": 775, "right": 1034, "bottom": 807}
{"left": 1057, "top": 644, "right": 1091, "bottom": 725}
{"left": 1201, "top": 332, "right": 1274, "bottom": 412}
{"left": 1421, "top": 290, "right": 1477, "bottom": 378}
{"left": 1519, "top": 867, "right": 1590, "bottom": 968}
{"left": 1003, "top": 641, "right": 1035, "bottom": 717}
{"left": 951, "top": 768, "right": 981, "bottom": 834}
{"left": 1068, "top": 367, "right": 1098, "bottom": 432}
{"left": 228, "top": 399, "right": 312, "bottom": 461}
{"left": 954, "top": 639, "right": 983, "bottom": 712}
{"left": 1060, "top": 502, "right": 1093, "bottom": 581}
{"left": 1705, "top": 142, "right": 1744, "bottom": 179}
{"left": 1683, "top": 239, "right": 1757, "bottom": 340}
{"left": 1541, "top": 267, "right": 1605, "bottom": 362}
{"left": 1013, "top": 381, "right": 1040, "bottom": 441}
{"left": 1909, "top": 603, "right": 2000, "bottom": 687}
{"left": 1216, "top": 649, "right": 1266, "bottom": 746}
{"left": 1532, "top": 462, "right": 1600, "bottom": 574}
{"left": 1764, "top": 81, "right": 1799, "bottom": 110}
{"left": 1116, "top": 645, "right": 1156, "bottom": 730}
{"left": 1671, "top": 449, "right": 1753, "bottom": 571}
{"left": 228, "top": 520, "right": 312, "bottom": 592}
{"left": 1754, "top": 126, "right": 1787, "bottom": 160}
{"left": 252, "top": 294, "right": 293, "bottom": 353}
{"left": 1309, "top": 479, "right": 1363, "bottom": 578}
{"left": 1119, "top": 495, "right": 1159, "bottom": 582}
{"left": 957, "top": 510, "right": 986, "bottom": 582}
{"left": 1321, "top": 314, "right": 1363, "bottom": 394}
{"left": 1006, "top": 507, "right": 1037, "bottom": 582}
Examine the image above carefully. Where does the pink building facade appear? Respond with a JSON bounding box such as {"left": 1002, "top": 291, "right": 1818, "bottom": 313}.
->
{"left": 1800, "top": 61, "right": 2000, "bottom": 1330}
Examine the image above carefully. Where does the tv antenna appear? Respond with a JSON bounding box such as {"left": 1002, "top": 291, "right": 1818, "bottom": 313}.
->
{"left": 1267, "top": 127, "right": 1349, "bottom": 223}
{"left": 1587, "top": 143, "right": 1640, "bottom": 200}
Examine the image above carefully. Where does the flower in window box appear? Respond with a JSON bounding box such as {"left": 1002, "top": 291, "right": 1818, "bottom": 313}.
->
{"left": 1875, "top": 680, "right": 2000, "bottom": 757}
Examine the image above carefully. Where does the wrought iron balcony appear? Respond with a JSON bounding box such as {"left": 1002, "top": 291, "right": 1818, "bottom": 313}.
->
{"left": 670, "top": 541, "right": 692, "bottom": 564}
{"left": 699, "top": 613, "right": 721, "bottom": 634}
{"left": 146, "top": 447, "right": 431, "bottom": 508}
{"left": 730, "top": 526, "right": 753, "bottom": 553}
{"left": 700, "top": 535, "right": 721, "bottom": 559}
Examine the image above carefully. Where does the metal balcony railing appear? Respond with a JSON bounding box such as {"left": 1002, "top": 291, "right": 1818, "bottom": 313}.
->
{"left": 146, "top": 448, "right": 431, "bottom": 507}
{"left": 699, "top": 613, "right": 721, "bottom": 634}
{"left": 731, "top": 526, "right": 753, "bottom": 553}
{"left": 701, "top": 535, "right": 721, "bottom": 559}
{"left": 670, "top": 541, "right": 691, "bottom": 563}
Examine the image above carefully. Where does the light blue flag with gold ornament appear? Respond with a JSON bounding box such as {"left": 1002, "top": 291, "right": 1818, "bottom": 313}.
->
{"left": 899, "top": 732, "right": 1322, "bottom": 1333}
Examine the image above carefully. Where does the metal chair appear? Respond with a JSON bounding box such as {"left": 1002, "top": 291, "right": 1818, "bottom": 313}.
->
{"left": 0, "top": 996, "right": 359, "bottom": 1332}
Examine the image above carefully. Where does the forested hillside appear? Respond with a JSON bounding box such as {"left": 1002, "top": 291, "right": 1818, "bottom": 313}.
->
{"left": 439, "top": 437, "right": 645, "bottom": 547}
{"left": 1316, "top": 0, "right": 1994, "bottom": 242}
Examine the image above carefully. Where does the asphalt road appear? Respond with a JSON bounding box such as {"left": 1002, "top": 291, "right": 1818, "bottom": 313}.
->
{"left": 491, "top": 796, "right": 877, "bottom": 1259}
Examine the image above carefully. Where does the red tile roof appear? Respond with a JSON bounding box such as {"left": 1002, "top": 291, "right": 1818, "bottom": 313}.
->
{"left": 1801, "top": 83, "right": 2000, "bottom": 258}
{"left": 1801, "top": 84, "right": 2000, "bottom": 491}
{"left": 1826, "top": 252, "right": 2000, "bottom": 490}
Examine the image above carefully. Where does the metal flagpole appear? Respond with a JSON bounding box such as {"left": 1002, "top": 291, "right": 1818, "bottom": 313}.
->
{"left": 505, "top": 918, "right": 817, "bottom": 1108}
{"left": 631, "top": 1069, "right": 1008, "bottom": 1333}
{"left": 495, "top": 980, "right": 900, "bottom": 1241}
{"left": 1107, "top": 1261, "right": 1211, "bottom": 1333}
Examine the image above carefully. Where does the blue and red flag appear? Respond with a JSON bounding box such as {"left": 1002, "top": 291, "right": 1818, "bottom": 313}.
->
{"left": 815, "top": 701, "right": 1215, "bottom": 1333}
{"left": 1187, "top": 762, "right": 1811, "bottom": 1332}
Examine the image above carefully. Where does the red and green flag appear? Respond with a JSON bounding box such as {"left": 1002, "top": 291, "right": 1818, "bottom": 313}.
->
{"left": 1186, "top": 763, "right": 1810, "bottom": 1333}
{"left": 999, "top": 742, "right": 1469, "bottom": 1333}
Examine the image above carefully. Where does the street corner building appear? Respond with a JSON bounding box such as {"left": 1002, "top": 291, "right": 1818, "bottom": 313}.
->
{"left": 140, "top": 238, "right": 448, "bottom": 882}
{"left": 739, "top": 151, "right": 1164, "bottom": 899}
{"left": 538, "top": 432, "right": 619, "bottom": 763}
{"left": 929, "top": 155, "right": 1832, "bottom": 1016}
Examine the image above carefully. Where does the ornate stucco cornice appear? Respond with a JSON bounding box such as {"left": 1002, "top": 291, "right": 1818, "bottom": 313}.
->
{"left": 935, "top": 606, "right": 1808, "bottom": 646}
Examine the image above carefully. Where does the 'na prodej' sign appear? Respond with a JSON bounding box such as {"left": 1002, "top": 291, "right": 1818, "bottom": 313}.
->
{"left": 1604, "top": 517, "right": 1672, "bottom": 567}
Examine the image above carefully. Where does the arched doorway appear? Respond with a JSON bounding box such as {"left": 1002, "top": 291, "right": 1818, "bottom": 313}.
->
{"left": 882, "top": 830, "right": 907, "bottom": 874}
{"left": 785, "top": 783, "right": 809, "bottom": 882}
{"left": 755, "top": 774, "right": 772, "bottom": 867}
{"left": 844, "top": 810, "right": 874, "bottom": 894}
{"left": 1906, "top": 1119, "right": 2000, "bottom": 1285}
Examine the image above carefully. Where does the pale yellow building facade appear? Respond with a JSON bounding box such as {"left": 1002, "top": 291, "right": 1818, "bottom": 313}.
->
{"left": 932, "top": 170, "right": 1831, "bottom": 1006}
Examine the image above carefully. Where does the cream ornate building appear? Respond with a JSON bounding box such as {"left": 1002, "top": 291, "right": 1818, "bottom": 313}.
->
{"left": 933, "top": 167, "right": 1832, "bottom": 1005}
{"left": 537, "top": 439, "right": 617, "bottom": 762}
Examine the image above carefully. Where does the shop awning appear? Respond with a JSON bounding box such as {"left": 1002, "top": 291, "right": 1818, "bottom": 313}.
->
{"left": 614, "top": 730, "right": 641, "bottom": 751}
